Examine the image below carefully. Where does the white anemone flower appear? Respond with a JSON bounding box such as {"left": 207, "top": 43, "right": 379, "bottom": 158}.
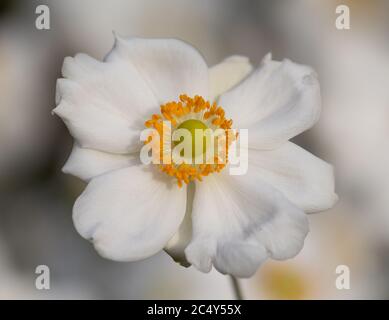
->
{"left": 53, "top": 37, "right": 337, "bottom": 278}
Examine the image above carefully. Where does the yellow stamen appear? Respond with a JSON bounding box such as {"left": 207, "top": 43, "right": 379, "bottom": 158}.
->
{"left": 144, "top": 94, "right": 237, "bottom": 187}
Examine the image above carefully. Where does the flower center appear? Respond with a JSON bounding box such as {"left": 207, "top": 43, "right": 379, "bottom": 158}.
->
{"left": 144, "top": 94, "right": 236, "bottom": 187}
{"left": 175, "top": 119, "right": 208, "bottom": 160}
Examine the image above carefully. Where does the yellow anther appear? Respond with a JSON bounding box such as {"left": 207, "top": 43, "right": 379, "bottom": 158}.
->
{"left": 144, "top": 94, "right": 236, "bottom": 186}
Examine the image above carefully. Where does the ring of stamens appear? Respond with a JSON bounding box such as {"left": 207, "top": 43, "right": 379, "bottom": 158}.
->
{"left": 144, "top": 94, "right": 237, "bottom": 187}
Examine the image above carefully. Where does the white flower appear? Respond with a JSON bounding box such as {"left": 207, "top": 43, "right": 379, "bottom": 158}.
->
{"left": 53, "top": 36, "right": 337, "bottom": 278}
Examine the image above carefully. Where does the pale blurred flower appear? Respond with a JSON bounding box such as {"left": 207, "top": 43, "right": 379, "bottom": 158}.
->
{"left": 0, "top": 244, "right": 96, "bottom": 299}
{"left": 54, "top": 36, "right": 336, "bottom": 277}
{"left": 0, "top": 23, "right": 56, "bottom": 181}
{"left": 53, "top": 0, "right": 224, "bottom": 63}
{"left": 243, "top": 204, "right": 382, "bottom": 299}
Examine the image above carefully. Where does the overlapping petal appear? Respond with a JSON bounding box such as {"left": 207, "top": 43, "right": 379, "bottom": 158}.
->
{"left": 63, "top": 143, "right": 138, "bottom": 182}
{"left": 185, "top": 172, "right": 309, "bottom": 277}
{"left": 54, "top": 37, "right": 209, "bottom": 153}
{"left": 73, "top": 165, "right": 187, "bottom": 261}
{"left": 247, "top": 142, "right": 337, "bottom": 213}
{"left": 219, "top": 54, "right": 321, "bottom": 149}
{"left": 209, "top": 55, "right": 253, "bottom": 101}
{"left": 105, "top": 36, "right": 209, "bottom": 103}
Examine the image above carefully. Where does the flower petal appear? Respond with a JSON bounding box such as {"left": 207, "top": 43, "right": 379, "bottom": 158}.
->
{"left": 185, "top": 173, "right": 309, "bottom": 277}
{"left": 248, "top": 142, "right": 338, "bottom": 213}
{"left": 62, "top": 143, "right": 138, "bottom": 182}
{"left": 105, "top": 36, "right": 209, "bottom": 102}
{"left": 164, "top": 182, "right": 195, "bottom": 267}
{"left": 53, "top": 98, "right": 141, "bottom": 154}
{"left": 73, "top": 165, "right": 187, "bottom": 261}
{"left": 54, "top": 37, "right": 209, "bottom": 153}
{"left": 53, "top": 50, "right": 156, "bottom": 153}
{"left": 209, "top": 55, "right": 253, "bottom": 101}
{"left": 219, "top": 53, "right": 321, "bottom": 149}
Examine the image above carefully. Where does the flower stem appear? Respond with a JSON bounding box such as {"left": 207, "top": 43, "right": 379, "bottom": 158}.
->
{"left": 229, "top": 275, "right": 243, "bottom": 300}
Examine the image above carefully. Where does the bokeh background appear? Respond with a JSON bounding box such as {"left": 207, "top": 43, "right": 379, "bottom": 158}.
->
{"left": 1, "top": 0, "right": 389, "bottom": 299}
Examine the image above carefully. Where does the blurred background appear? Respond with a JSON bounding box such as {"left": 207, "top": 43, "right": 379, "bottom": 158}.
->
{"left": 0, "top": 0, "right": 388, "bottom": 299}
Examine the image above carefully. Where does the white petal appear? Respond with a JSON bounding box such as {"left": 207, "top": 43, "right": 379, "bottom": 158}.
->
{"left": 59, "top": 51, "right": 158, "bottom": 122}
{"left": 73, "top": 165, "right": 187, "bottom": 261}
{"left": 62, "top": 143, "right": 138, "bottom": 182}
{"left": 248, "top": 142, "right": 338, "bottom": 213}
{"left": 185, "top": 173, "right": 309, "bottom": 278}
{"left": 219, "top": 54, "right": 321, "bottom": 149}
{"left": 53, "top": 99, "right": 141, "bottom": 154}
{"left": 54, "top": 37, "right": 209, "bottom": 153}
{"left": 53, "top": 54, "right": 150, "bottom": 153}
{"left": 54, "top": 47, "right": 166, "bottom": 152}
{"left": 164, "top": 207, "right": 192, "bottom": 267}
{"left": 105, "top": 36, "right": 209, "bottom": 102}
{"left": 209, "top": 55, "right": 253, "bottom": 101}
{"left": 164, "top": 182, "right": 194, "bottom": 267}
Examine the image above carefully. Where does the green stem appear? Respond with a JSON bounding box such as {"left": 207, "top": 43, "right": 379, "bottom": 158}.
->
{"left": 229, "top": 275, "right": 243, "bottom": 300}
